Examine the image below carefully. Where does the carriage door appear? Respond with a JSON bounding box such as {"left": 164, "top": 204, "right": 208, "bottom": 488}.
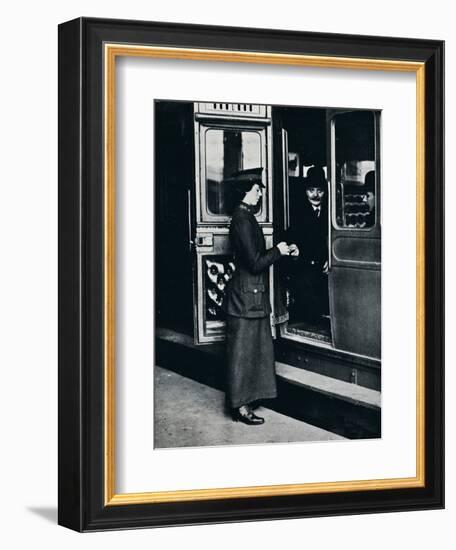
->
{"left": 192, "top": 103, "right": 273, "bottom": 344}
{"left": 328, "top": 110, "right": 381, "bottom": 359}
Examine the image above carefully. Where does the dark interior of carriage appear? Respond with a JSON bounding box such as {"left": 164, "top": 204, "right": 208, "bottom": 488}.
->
{"left": 277, "top": 107, "right": 332, "bottom": 344}
{"left": 155, "top": 100, "right": 195, "bottom": 336}
{"left": 277, "top": 107, "right": 376, "bottom": 346}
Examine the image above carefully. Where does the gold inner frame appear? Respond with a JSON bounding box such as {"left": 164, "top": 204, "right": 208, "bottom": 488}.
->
{"left": 104, "top": 44, "right": 426, "bottom": 506}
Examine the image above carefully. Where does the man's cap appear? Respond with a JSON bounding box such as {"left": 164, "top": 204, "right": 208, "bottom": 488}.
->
{"left": 304, "top": 166, "right": 327, "bottom": 189}
{"left": 225, "top": 167, "right": 265, "bottom": 192}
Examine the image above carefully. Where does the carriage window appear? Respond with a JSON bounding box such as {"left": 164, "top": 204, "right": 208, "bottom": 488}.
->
{"left": 334, "top": 111, "right": 376, "bottom": 229}
{"left": 205, "top": 129, "right": 263, "bottom": 215}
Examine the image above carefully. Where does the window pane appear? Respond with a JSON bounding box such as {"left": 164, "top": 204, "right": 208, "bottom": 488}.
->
{"left": 205, "top": 129, "right": 262, "bottom": 215}
{"left": 334, "top": 112, "right": 376, "bottom": 229}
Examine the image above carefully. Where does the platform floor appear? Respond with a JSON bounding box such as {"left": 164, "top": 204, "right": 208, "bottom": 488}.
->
{"left": 154, "top": 366, "right": 345, "bottom": 449}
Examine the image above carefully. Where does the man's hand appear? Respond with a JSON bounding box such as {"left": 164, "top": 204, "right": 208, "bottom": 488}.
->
{"left": 323, "top": 260, "right": 329, "bottom": 274}
{"left": 277, "top": 242, "right": 290, "bottom": 255}
{"left": 289, "top": 243, "right": 299, "bottom": 257}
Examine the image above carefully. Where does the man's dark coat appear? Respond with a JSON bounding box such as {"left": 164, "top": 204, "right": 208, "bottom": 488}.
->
{"left": 285, "top": 198, "right": 329, "bottom": 322}
{"left": 287, "top": 198, "right": 328, "bottom": 265}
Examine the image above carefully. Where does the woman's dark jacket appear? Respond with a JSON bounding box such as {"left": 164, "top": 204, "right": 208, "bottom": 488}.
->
{"left": 223, "top": 203, "right": 281, "bottom": 318}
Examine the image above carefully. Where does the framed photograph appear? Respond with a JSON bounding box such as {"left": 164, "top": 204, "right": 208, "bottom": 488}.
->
{"left": 58, "top": 17, "right": 444, "bottom": 531}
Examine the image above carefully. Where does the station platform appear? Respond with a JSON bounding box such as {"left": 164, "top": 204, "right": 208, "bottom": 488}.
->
{"left": 156, "top": 328, "right": 381, "bottom": 440}
{"left": 154, "top": 366, "right": 345, "bottom": 448}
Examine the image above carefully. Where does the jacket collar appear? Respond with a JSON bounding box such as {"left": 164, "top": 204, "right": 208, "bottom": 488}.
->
{"left": 238, "top": 202, "right": 255, "bottom": 214}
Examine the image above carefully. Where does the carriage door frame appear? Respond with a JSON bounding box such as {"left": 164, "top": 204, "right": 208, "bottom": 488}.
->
{"left": 327, "top": 109, "right": 382, "bottom": 360}
{"left": 192, "top": 103, "right": 273, "bottom": 344}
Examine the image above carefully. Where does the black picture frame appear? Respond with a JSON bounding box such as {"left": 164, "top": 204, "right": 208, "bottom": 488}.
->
{"left": 58, "top": 17, "right": 444, "bottom": 531}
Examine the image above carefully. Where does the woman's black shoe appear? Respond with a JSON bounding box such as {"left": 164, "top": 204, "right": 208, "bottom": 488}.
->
{"left": 233, "top": 405, "right": 264, "bottom": 425}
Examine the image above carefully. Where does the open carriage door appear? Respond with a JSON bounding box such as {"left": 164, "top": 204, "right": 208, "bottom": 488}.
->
{"left": 271, "top": 107, "right": 290, "bottom": 330}
{"left": 192, "top": 103, "right": 274, "bottom": 344}
{"left": 327, "top": 110, "right": 381, "bottom": 359}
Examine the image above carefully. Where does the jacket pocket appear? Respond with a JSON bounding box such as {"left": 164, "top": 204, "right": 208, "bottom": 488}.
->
{"left": 241, "top": 282, "right": 266, "bottom": 312}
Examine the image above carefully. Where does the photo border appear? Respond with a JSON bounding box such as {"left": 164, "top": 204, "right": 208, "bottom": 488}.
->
{"left": 58, "top": 17, "right": 444, "bottom": 531}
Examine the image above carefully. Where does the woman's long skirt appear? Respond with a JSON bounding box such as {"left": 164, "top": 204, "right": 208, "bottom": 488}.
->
{"left": 225, "top": 314, "right": 277, "bottom": 409}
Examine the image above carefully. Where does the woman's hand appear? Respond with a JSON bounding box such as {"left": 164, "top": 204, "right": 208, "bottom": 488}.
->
{"left": 277, "top": 242, "right": 290, "bottom": 255}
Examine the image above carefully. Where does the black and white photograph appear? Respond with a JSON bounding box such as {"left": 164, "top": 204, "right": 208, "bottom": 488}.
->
{"left": 154, "top": 100, "right": 381, "bottom": 448}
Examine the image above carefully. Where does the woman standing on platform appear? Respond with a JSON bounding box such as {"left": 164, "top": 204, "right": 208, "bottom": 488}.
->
{"left": 223, "top": 168, "right": 297, "bottom": 425}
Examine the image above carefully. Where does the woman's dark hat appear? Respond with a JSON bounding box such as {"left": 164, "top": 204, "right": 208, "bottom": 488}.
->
{"left": 304, "top": 166, "right": 327, "bottom": 189}
{"left": 225, "top": 167, "right": 265, "bottom": 194}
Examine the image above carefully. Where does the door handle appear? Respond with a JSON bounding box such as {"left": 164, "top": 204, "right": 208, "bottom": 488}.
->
{"left": 195, "top": 235, "right": 214, "bottom": 249}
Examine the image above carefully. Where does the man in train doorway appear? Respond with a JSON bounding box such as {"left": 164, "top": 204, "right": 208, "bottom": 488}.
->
{"left": 286, "top": 165, "right": 329, "bottom": 327}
